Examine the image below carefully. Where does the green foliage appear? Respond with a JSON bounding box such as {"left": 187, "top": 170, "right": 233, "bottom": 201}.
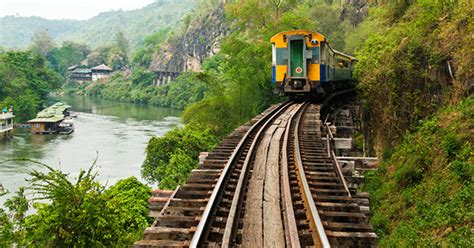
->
{"left": 46, "top": 41, "right": 90, "bottom": 75}
{"left": 353, "top": 0, "right": 473, "bottom": 148}
{"left": 0, "top": 51, "right": 60, "bottom": 122}
{"left": 142, "top": 125, "right": 218, "bottom": 188}
{"left": 450, "top": 160, "right": 471, "bottom": 182}
{"left": 364, "top": 96, "right": 474, "bottom": 246}
{"left": 0, "top": 188, "right": 28, "bottom": 245}
{"left": 1, "top": 92, "right": 40, "bottom": 123}
{"left": 107, "top": 46, "right": 127, "bottom": 70}
{"left": 86, "top": 45, "right": 112, "bottom": 66}
{"left": 108, "top": 32, "right": 130, "bottom": 69}
{"left": 183, "top": 97, "right": 236, "bottom": 137}
{"left": 394, "top": 162, "right": 423, "bottom": 188}
{"left": 132, "top": 28, "right": 171, "bottom": 67}
{"left": 443, "top": 133, "right": 462, "bottom": 161}
{"left": 29, "top": 30, "right": 56, "bottom": 57}
{"left": 131, "top": 67, "right": 155, "bottom": 86}
{"left": 157, "top": 149, "right": 196, "bottom": 189}
{"left": 0, "top": 163, "right": 151, "bottom": 246}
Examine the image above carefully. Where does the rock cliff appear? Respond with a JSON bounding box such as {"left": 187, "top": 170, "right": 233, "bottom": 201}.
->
{"left": 150, "top": 5, "right": 227, "bottom": 72}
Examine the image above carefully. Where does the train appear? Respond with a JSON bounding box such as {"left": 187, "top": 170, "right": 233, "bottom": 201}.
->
{"left": 271, "top": 30, "right": 357, "bottom": 96}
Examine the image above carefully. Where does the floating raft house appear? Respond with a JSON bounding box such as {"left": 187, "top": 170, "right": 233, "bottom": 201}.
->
{"left": 28, "top": 102, "right": 71, "bottom": 134}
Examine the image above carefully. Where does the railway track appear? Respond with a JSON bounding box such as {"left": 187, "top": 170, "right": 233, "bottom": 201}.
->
{"left": 134, "top": 99, "right": 378, "bottom": 247}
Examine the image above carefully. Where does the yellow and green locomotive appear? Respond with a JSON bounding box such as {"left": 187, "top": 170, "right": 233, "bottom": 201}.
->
{"left": 271, "top": 30, "right": 356, "bottom": 95}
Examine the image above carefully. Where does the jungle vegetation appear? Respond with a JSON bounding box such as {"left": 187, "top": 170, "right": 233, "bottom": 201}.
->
{"left": 364, "top": 96, "right": 473, "bottom": 246}
{"left": 0, "top": 163, "right": 151, "bottom": 246}
{"left": 0, "top": 51, "right": 61, "bottom": 123}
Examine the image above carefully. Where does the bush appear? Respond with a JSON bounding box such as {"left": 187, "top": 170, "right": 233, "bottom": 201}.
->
{"left": 443, "top": 133, "right": 462, "bottom": 161}
{"left": 0, "top": 164, "right": 151, "bottom": 247}
{"left": 394, "top": 163, "right": 423, "bottom": 188}
{"left": 450, "top": 160, "right": 471, "bottom": 182}
{"left": 131, "top": 67, "right": 155, "bottom": 86}
{"left": 141, "top": 125, "right": 218, "bottom": 188}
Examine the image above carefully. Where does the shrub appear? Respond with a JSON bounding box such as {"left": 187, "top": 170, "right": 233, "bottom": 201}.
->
{"left": 450, "top": 160, "right": 472, "bottom": 182}
{"left": 141, "top": 125, "right": 218, "bottom": 187}
{"left": 131, "top": 67, "right": 155, "bottom": 86}
{"left": 443, "top": 133, "right": 462, "bottom": 161}
{"left": 395, "top": 163, "right": 423, "bottom": 188}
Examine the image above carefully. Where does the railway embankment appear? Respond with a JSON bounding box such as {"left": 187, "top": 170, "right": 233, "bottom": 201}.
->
{"left": 363, "top": 96, "right": 473, "bottom": 246}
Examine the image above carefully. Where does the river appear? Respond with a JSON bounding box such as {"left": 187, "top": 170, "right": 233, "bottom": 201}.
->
{"left": 0, "top": 95, "right": 181, "bottom": 203}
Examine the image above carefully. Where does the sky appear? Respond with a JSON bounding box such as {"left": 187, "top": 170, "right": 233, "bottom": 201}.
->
{"left": 0, "top": 0, "right": 156, "bottom": 20}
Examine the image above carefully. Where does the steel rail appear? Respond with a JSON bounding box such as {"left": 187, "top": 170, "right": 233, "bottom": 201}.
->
{"left": 293, "top": 103, "right": 331, "bottom": 248}
{"left": 221, "top": 101, "right": 294, "bottom": 247}
{"left": 151, "top": 186, "right": 180, "bottom": 227}
{"left": 326, "top": 123, "right": 351, "bottom": 197}
{"left": 281, "top": 103, "right": 304, "bottom": 248}
{"left": 190, "top": 101, "right": 293, "bottom": 248}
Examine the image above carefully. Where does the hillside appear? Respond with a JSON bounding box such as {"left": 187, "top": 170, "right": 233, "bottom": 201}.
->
{"left": 0, "top": 0, "right": 194, "bottom": 49}
{"left": 364, "top": 96, "right": 473, "bottom": 246}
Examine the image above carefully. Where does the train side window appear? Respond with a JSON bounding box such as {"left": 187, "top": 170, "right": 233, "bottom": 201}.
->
{"left": 338, "top": 60, "right": 344, "bottom": 68}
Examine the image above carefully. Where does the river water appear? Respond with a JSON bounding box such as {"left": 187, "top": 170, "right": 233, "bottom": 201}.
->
{"left": 0, "top": 95, "right": 181, "bottom": 203}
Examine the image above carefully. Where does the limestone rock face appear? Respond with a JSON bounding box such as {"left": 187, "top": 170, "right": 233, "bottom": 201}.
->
{"left": 341, "top": 0, "right": 370, "bottom": 26}
{"left": 150, "top": 5, "right": 227, "bottom": 73}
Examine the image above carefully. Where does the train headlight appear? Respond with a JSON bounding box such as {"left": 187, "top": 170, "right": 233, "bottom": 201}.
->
{"left": 294, "top": 81, "right": 303, "bottom": 88}
{"left": 310, "top": 39, "right": 319, "bottom": 45}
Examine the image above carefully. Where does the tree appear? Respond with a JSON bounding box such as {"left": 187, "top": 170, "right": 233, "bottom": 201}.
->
{"left": 46, "top": 41, "right": 90, "bottom": 75}
{"left": 131, "top": 67, "right": 156, "bottom": 86}
{"left": 0, "top": 51, "right": 60, "bottom": 122}
{"left": 87, "top": 46, "right": 112, "bottom": 66}
{"left": 0, "top": 188, "right": 28, "bottom": 246}
{"left": 1, "top": 92, "right": 40, "bottom": 123}
{"left": 30, "top": 30, "right": 56, "bottom": 57}
{"left": 270, "top": 0, "right": 283, "bottom": 20}
{"left": 132, "top": 28, "right": 171, "bottom": 67}
{"left": 115, "top": 32, "right": 129, "bottom": 66}
{"left": 107, "top": 46, "right": 127, "bottom": 70}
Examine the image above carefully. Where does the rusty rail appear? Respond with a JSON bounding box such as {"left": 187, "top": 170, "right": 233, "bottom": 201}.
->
{"left": 281, "top": 103, "right": 304, "bottom": 248}
{"left": 293, "top": 103, "right": 331, "bottom": 248}
{"left": 326, "top": 123, "right": 351, "bottom": 197}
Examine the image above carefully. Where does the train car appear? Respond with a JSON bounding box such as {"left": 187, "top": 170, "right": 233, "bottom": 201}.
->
{"left": 271, "top": 30, "right": 356, "bottom": 96}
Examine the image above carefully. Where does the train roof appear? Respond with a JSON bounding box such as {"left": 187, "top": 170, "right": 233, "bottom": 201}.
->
{"left": 270, "top": 30, "right": 326, "bottom": 42}
{"left": 333, "top": 50, "right": 358, "bottom": 61}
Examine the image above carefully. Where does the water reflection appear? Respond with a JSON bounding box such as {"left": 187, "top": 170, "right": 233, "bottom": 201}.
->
{"left": 57, "top": 95, "right": 180, "bottom": 121}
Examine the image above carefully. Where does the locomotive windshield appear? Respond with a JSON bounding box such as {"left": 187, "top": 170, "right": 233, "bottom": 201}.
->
{"left": 310, "top": 48, "right": 319, "bottom": 64}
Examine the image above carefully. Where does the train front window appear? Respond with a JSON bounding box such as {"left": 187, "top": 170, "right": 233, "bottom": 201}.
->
{"left": 311, "top": 48, "right": 319, "bottom": 64}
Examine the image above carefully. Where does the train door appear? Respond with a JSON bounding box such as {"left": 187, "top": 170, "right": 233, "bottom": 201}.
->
{"left": 290, "top": 40, "right": 305, "bottom": 78}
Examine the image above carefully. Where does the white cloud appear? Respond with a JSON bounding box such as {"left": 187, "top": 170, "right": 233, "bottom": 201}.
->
{"left": 0, "top": 0, "right": 156, "bottom": 20}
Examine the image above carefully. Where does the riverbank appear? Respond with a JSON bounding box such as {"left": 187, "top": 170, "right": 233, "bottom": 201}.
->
{"left": 63, "top": 72, "right": 207, "bottom": 110}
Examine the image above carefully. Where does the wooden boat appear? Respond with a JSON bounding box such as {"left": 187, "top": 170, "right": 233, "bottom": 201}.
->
{"left": 58, "top": 118, "right": 74, "bottom": 135}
